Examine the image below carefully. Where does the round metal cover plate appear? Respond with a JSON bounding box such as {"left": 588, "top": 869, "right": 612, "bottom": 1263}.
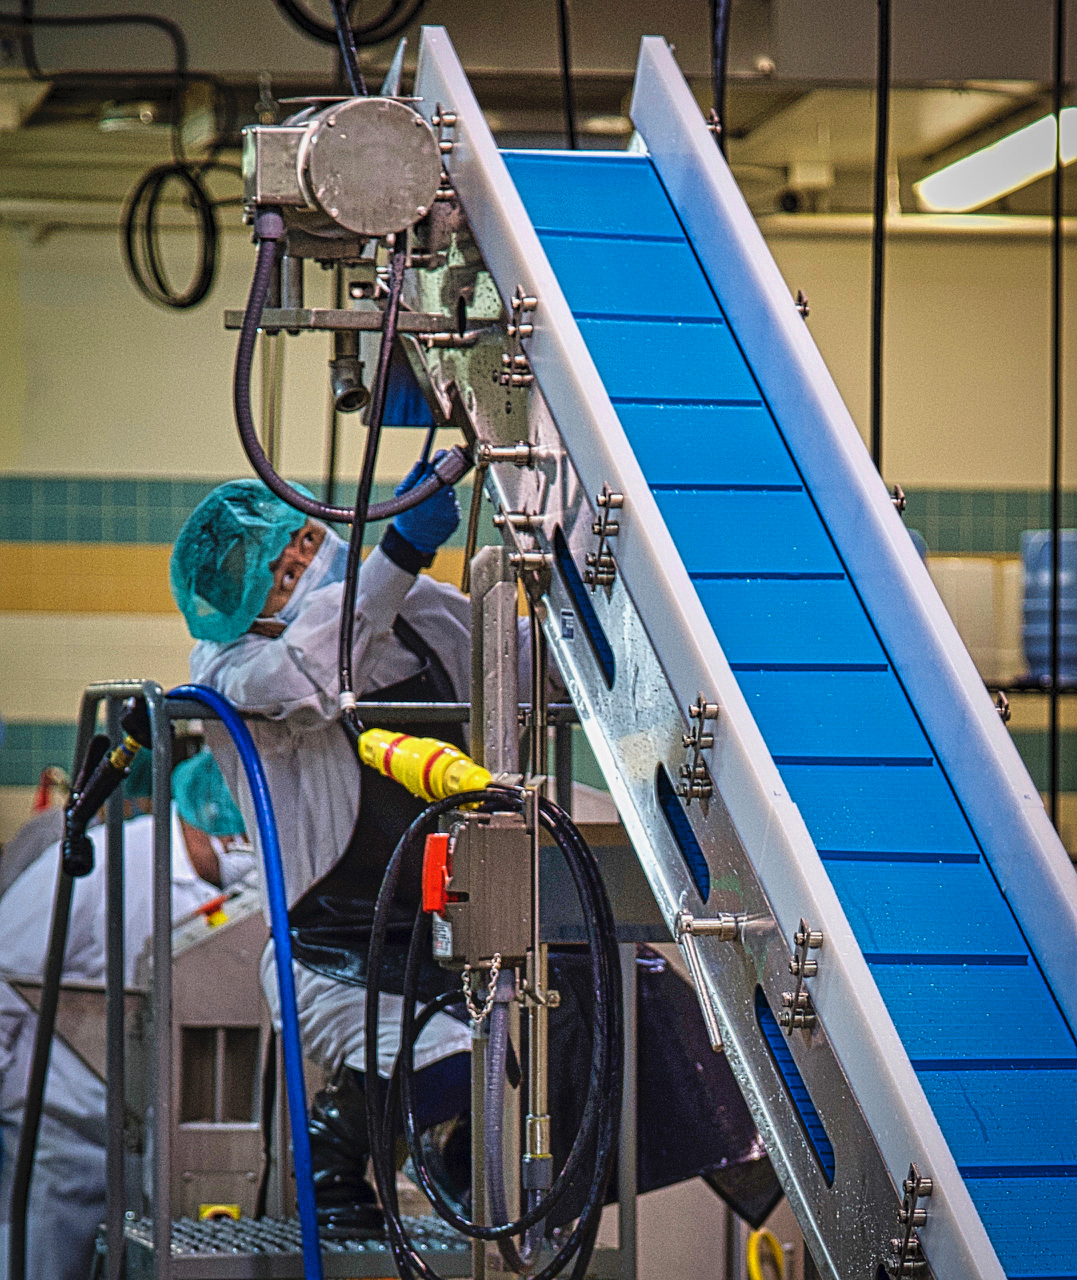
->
{"left": 307, "top": 97, "right": 442, "bottom": 236}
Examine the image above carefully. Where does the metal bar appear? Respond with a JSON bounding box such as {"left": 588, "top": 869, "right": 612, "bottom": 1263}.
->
{"left": 471, "top": 1025, "right": 487, "bottom": 1280}
{"left": 105, "top": 698, "right": 126, "bottom": 1280}
{"left": 223, "top": 308, "right": 449, "bottom": 333}
{"left": 870, "top": 0, "right": 891, "bottom": 472}
{"left": 1049, "top": 0, "right": 1066, "bottom": 827}
{"left": 165, "top": 699, "right": 578, "bottom": 727}
{"left": 617, "top": 944, "right": 637, "bottom": 1280}
{"left": 146, "top": 683, "right": 173, "bottom": 1280}
{"left": 555, "top": 0, "right": 577, "bottom": 149}
{"left": 554, "top": 722, "right": 573, "bottom": 816}
{"left": 723, "top": 1204, "right": 747, "bottom": 1280}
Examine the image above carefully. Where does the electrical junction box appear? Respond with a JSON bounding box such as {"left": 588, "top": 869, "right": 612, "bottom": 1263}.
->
{"left": 426, "top": 811, "right": 532, "bottom": 968}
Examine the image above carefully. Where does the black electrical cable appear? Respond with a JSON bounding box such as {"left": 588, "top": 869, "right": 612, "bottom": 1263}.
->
{"left": 337, "top": 239, "right": 408, "bottom": 746}
{"left": 330, "top": 0, "right": 366, "bottom": 95}
{"left": 8, "top": 872, "right": 74, "bottom": 1280}
{"left": 555, "top": 0, "right": 577, "bottom": 150}
{"left": 272, "top": 0, "right": 429, "bottom": 48}
{"left": 122, "top": 163, "right": 219, "bottom": 309}
{"left": 709, "top": 0, "right": 733, "bottom": 156}
{"left": 870, "top": 0, "right": 891, "bottom": 472}
{"left": 9, "top": 698, "right": 149, "bottom": 1280}
{"left": 363, "top": 788, "right": 622, "bottom": 1280}
{"left": 1049, "top": 0, "right": 1066, "bottom": 825}
{"left": 232, "top": 213, "right": 472, "bottom": 525}
{"left": 397, "top": 797, "right": 621, "bottom": 1280}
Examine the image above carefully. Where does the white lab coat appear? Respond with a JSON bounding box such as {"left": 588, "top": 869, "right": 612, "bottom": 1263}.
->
{"left": 190, "top": 546, "right": 489, "bottom": 1078}
{"left": 192, "top": 546, "right": 472, "bottom": 908}
{"left": 0, "top": 810, "right": 218, "bottom": 1280}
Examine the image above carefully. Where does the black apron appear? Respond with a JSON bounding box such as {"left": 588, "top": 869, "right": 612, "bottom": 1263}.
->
{"left": 288, "top": 617, "right": 467, "bottom": 1002}
{"left": 288, "top": 626, "right": 779, "bottom": 1221}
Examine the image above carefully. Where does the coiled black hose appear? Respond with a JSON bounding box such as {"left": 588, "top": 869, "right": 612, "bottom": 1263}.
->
{"left": 273, "top": 0, "right": 429, "bottom": 48}
{"left": 232, "top": 211, "right": 471, "bottom": 526}
{"left": 365, "top": 788, "right": 622, "bottom": 1280}
{"left": 6, "top": 1, "right": 239, "bottom": 308}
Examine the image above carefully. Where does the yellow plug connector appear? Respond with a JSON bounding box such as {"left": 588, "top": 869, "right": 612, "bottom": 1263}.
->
{"left": 359, "top": 729, "right": 492, "bottom": 802}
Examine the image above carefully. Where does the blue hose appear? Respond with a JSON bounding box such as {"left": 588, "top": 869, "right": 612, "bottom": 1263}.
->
{"left": 168, "top": 685, "right": 323, "bottom": 1280}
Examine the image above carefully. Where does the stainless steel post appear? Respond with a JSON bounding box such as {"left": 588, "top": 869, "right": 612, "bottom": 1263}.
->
{"left": 724, "top": 1203, "right": 748, "bottom": 1280}
{"left": 469, "top": 544, "right": 519, "bottom": 772}
{"left": 524, "top": 599, "right": 551, "bottom": 1191}
{"left": 617, "top": 944, "right": 638, "bottom": 1280}
{"left": 471, "top": 1024, "right": 487, "bottom": 1280}
{"left": 146, "top": 686, "right": 173, "bottom": 1280}
{"left": 105, "top": 699, "right": 126, "bottom": 1280}
{"left": 554, "top": 722, "right": 573, "bottom": 816}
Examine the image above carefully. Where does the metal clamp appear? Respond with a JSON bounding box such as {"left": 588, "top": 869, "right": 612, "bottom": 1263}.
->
{"left": 507, "top": 286, "right": 537, "bottom": 339}
{"left": 494, "top": 510, "right": 538, "bottom": 531}
{"left": 677, "top": 694, "right": 718, "bottom": 804}
{"left": 888, "top": 1163, "right": 933, "bottom": 1275}
{"left": 583, "top": 484, "right": 623, "bottom": 590}
{"left": 476, "top": 441, "right": 536, "bottom": 468}
{"left": 509, "top": 551, "right": 553, "bottom": 573}
{"left": 432, "top": 104, "right": 457, "bottom": 154}
{"left": 500, "top": 352, "right": 534, "bottom": 387}
{"left": 779, "top": 918, "right": 822, "bottom": 1032}
{"left": 675, "top": 911, "right": 741, "bottom": 1053}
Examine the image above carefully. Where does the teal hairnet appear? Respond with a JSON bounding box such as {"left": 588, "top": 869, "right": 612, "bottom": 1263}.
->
{"left": 170, "top": 479, "right": 312, "bottom": 643}
{"left": 124, "top": 748, "right": 153, "bottom": 800}
{"left": 172, "top": 751, "right": 245, "bottom": 836}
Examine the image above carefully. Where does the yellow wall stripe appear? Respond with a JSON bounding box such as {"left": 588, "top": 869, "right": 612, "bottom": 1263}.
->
{"left": 1, "top": 543, "right": 467, "bottom": 614}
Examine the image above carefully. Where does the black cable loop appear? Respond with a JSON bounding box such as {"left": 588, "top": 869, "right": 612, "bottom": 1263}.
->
{"left": 232, "top": 224, "right": 472, "bottom": 527}
{"left": 363, "top": 788, "right": 622, "bottom": 1280}
{"left": 272, "top": 0, "right": 428, "bottom": 47}
{"left": 5, "top": 3, "right": 241, "bottom": 308}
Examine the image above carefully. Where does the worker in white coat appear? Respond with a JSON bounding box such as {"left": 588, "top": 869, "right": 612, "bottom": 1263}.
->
{"left": 170, "top": 467, "right": 481, "bottom": 1236}
{"left": 0, "top": 752, "right": 251, "bottom": 1280}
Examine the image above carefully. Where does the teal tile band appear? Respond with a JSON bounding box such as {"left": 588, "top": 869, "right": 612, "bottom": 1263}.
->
{"left": 903, "top": 489, "right": 1077, "bottom": 556}
{"left": 0, "top": 722, "right": 78, "bottom": 787}
{"left": 0, "top": 476, "right": 491, "bottom": 549}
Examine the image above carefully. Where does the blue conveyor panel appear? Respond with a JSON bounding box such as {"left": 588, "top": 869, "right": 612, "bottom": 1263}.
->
{"left": 503, "top": 147, "right": 1077, "bottom": 1279}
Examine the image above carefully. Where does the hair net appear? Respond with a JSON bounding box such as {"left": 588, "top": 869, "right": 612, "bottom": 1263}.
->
{"left": 172, "top": 751, "right": 246, "bottom": 836}
{"left": 124, "top": 747, "right": 153, "bottom": 800}
{"left": 170, "top": 479, "right": 312, "bottom": 643}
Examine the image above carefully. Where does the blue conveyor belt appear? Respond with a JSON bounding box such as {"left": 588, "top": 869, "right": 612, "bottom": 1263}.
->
{"left": 503, "top": 149, "right": 1077, "bottom": 1280}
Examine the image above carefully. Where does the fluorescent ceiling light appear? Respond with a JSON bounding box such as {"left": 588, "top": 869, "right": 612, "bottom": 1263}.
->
{"left": 915, "top": 108, "right": 1077, "bottom": 212}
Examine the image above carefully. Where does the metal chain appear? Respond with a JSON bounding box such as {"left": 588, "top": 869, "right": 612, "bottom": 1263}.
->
{"left": 462, "top": 952, "right": 502, "bottom": 1023}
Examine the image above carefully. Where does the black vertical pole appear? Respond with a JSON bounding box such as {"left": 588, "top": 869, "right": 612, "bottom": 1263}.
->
{"left": 1050, "top": 0, "right": 1066, "bottom": 826}
{"left": 556, "top": 0, "right": 578, "bottom": 149}
{"left": 870, "top": 0, "right": 892, "bottom": 473}
{"left": 105, "top": 699, "right": 126, "bottom": 1280}
{"left": 710, "top": 0, "right": 734, "bottom": 157}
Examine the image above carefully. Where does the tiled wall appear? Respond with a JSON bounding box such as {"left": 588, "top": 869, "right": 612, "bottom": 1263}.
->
{"left": 903, "top": 489, "right": 1077, "bottom": 556}
{"left": 2, "top": 476, "right": 1076, "bottom": 839}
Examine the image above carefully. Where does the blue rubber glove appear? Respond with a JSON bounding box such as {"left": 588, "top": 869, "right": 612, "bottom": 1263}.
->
{"left": 390, "top": 450, "right": 461, "bottom": 555}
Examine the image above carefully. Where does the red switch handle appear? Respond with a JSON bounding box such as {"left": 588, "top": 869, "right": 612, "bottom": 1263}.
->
{"left": 422, "top": 832, "right": 451, "bottom": 913}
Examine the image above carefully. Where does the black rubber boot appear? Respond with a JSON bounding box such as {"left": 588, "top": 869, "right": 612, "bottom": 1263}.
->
{"left": 407, "top": 1114, "right": 471, "bottom": 1218}
{"left": 308, "top": 1065, "right": 386, "bottom": 1240}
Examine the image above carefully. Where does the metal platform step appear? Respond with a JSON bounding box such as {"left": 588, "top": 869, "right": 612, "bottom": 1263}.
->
{"left": 123, "top": 1215, "right": 470, "bottom": 1279}
{"left": 122, "top": 1216, "right": 626, "bottom": 1279}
